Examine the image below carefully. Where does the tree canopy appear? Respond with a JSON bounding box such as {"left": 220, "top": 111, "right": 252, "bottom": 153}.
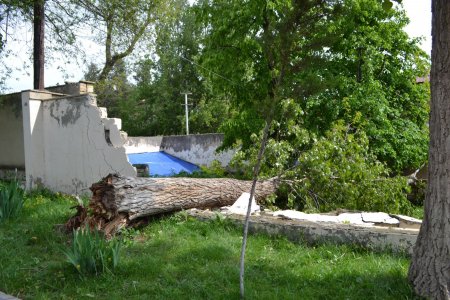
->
{"left": 195, "top": 0, "right": 429, "bottom": 174}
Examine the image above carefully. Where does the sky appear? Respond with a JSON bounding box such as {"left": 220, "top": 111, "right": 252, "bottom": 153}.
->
{"left": 2, "top": 0, "right": 432, "bottom": 92}
{"left": 402, "top": 0, "right": 432, "bottom": 55}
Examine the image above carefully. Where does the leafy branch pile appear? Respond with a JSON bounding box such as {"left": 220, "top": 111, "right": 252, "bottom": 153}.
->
{"left": 286, "top": 123, "right": 411, "bottom": 214}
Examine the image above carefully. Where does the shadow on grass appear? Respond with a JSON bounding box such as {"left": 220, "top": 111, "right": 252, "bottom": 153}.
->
{"left": 243, "top": 261, "right": 420, "bottom": 299}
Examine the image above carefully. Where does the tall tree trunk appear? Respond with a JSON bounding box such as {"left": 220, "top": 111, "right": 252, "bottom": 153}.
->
{"left": 408, "top": 0, "right": 450, "bottom": 298}
{"left": 33, "top": 0, "right": 45, "bottom": 90}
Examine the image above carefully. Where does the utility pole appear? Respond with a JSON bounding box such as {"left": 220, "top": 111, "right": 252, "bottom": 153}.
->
{"left": 181, "top": 92, "right": 192, "bottom": 135}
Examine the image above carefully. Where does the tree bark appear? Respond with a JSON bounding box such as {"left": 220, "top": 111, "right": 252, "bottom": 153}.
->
{"left": 33, "top": 0, "right": 45, "bottom": 90}
{"left": 66, "top": 174, "right": 279, "bottom": 234}
{"left": 408, "top": 0, "right": 450, "bottom": 298}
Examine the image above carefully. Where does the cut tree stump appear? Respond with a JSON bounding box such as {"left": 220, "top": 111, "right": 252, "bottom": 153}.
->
{"left": 66, "top": 174, "right": 279, "bottom": 235}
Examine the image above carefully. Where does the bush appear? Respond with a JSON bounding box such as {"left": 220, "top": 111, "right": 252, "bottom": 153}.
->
{"left": 63, "top": 227, "right": 121, "bottom": 276}
{"left": 0, "top": 180, "right": 25, "bottom": 223}
{"left": 174, "top": 160, "right": 228, "bottom": 178}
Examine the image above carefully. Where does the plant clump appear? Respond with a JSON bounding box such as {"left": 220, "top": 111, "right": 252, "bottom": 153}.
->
{"left": 0, "top": 179, "right": 25, "bottom": 223}
{"left": 62, "top": 227, "right": 121, "bottom": 276}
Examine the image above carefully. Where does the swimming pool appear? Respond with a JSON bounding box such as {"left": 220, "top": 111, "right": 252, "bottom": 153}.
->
{"left": 127, "top": 152, "right": 199, "bottom": 176}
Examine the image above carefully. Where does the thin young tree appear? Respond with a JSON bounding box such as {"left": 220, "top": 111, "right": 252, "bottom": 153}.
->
{"left": 197, "top": 0, "right": 339, "bottom": 296}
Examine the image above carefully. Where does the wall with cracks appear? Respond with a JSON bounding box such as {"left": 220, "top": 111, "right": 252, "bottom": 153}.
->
{"left": 20, "top": 82, "right": 135, "bottom": 194}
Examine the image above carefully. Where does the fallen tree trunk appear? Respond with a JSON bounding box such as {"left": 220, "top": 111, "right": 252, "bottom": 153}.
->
{"left": 66, "top": 174, "right": 279, "bottom": 234}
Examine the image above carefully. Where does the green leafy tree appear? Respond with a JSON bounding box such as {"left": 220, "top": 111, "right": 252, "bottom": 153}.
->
{"left": 189, "top": 88, "right": 233, "bottom": 134}
{"left": 0, "top": 0, "right": 176, "bottom": 91}
{"left": 0, "top": 0, "right": 86, "bottom": 90}
{"left": 201, "top": 0, "right": 429, "bottom": 175}
{"left": 84, "top": 60, "right": 133, "bottom": 117}
{"left": 301, "top": 0, "right": 430, "bottom": 172}
{"left": 116, "top": 1, "right": 228, "bottom": 136}
{"left": 198, "top": 0, "right": 339, "bottom": 150}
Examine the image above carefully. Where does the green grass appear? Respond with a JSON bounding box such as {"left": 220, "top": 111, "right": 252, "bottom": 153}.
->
{"left": 0, "top": 192, "right": 419, "bottom": 299}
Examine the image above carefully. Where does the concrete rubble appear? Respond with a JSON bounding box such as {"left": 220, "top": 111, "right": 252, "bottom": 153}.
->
{"left": 219, "top": 195, "right": 420, "bottom": 229}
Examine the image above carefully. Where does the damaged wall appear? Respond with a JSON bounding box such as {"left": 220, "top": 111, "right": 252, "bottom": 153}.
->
{"left": 125, "top": 134, "right": 235, "bottom": 167}
{"left": 0, "top": 93, "right": 25, "bottom": 171}
{"left": 21, "top": 84, "right": 135, "bottom": 194}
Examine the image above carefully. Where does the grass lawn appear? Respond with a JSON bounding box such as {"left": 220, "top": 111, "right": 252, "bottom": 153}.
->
{"left": 0, "top": 191, "right": 419, "bottom": 299}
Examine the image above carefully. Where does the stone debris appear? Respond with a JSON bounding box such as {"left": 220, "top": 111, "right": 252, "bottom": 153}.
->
{"left": 222, "top": 192, "right": 260, "bottom": 215}
{"left": 272, "top": 210, "right": 370, "bottom": 225}
{"left": 391, "top": 214, "right": 422, "bottom": 229}
{"left": 270, "top": 210, "right": 419, "bottom": 228}
{"left": 220, "top": 194, "right": 422, "bottom": 229}
{"left": 272, "top": 210, "right": 340, "bottom": 223}
{"left": 338, "top": 213, "right": 371, "bottom": 225}
{"left": 361, "top": 212, "right": 399, "bottom": 226}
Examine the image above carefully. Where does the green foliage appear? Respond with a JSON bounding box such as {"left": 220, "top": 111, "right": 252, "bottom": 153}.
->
{"left": 197, "top": 160, "right": 227, "bottom": 177}
{"left": 198, "top": 0, "right": 429, "bottom": 174}
{"left": 189, "top": 91, "right": 234, "bottom": 134}
{"left": 301, "top": 0, "right": 430, "bottom": 172}
{"left": 85, "top": 60, "right": 133, "bottom": 117}
{"left": 288, "top": 123, "right": 412, "bottom": 214}
{"left": 115, "top": 2, "right": 231, "bottom": 136}
{"left": 232, "top": 118, "right": 412, "bottom": 214}
{"left": 173, "top": 160, "right": 228, "bottom": 178}
{"left": 228, "top": 98, "right": 310, "bottom": 177}
{"left": 62, "top": 228, "right": 121, "bottom": 276}
{"left": 0, "top": 180, "right": 25, "bottom": 223}
{"left": 197, "top": 0, "right": 337, "bottom": 149}
{"left": 117, "top": 227, "right": 143, "bottom": 247}
{"left": 76, "top": 0, "right": 179, "bottom": 80}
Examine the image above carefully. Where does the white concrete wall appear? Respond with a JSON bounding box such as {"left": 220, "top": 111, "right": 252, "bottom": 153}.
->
{"left": 161, "top": 134, "right": 235, "bottom": 167}
{"left": 22, "top": 89, "right": 136, "bottom": 194}
{"left": 125, "top": 134, "right": 236, "bottom": 167}
{"left": 124, "top": 136, "right": 164, "bottom": 153}
{"left": 0, "top": 93, "right": 25, "bottom": 170}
